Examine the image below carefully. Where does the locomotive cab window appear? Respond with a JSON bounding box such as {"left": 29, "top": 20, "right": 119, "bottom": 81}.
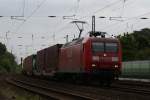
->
{"left": 105, "top": 43, "right": 118, "bottom": 53}
{"left": 92, "top": 42, "right": 104, "bottom": 53}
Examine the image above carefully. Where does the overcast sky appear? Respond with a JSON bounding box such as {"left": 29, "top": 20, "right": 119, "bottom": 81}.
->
{"left": 0, "top": 0, "right": 150, "bottom": 63}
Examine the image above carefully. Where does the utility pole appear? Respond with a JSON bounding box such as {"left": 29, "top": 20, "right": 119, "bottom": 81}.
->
{"left": 21, "top": 57, "right": 23, "bottom": 68}
{"left": 6, "top": 31, "right": 9, "bottom": 45}
{"left": 74, "top": 34, "right": 75, "bottom": 39}
{"left": 11, "top": 46, "right": 13, "bottom": 54}
{"left": 32, "top": 34, "right": 34, "bottom": 53}
{"left": 52, "top": 33, "right": 55, "bottom": 44}
{"left": 65, "top": 34, "right": 69, "bottom": 43}
{"left": 92, "top": 16, "right": 95, "bottom": 34}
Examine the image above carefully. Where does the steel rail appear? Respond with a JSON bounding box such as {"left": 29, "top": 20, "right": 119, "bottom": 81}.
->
{"left": 6, "top": 78, "right": 96, "bottom": 100}
{"left": 111, "top": 85, "right": 150, "bottom": 95}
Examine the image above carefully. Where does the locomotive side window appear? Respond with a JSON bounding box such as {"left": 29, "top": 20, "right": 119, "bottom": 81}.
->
{"left": 92, "top": 42, "right": 104, "bottom": 53}
{"left": 105, "top": 43, "right": 117, "bottom": 52}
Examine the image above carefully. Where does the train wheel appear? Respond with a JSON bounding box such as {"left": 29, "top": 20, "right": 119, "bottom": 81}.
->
{"left": 72, "top": 75, "right": 78, "bottom": 84}
{"left": 105, "top": 80, "right": 111, "bottom": 87}
{"left": 98, "top": 80, "right": 104, "bottom": 87}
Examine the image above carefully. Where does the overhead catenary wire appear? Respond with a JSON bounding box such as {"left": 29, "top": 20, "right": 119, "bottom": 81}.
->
{"left": 22, "top": 0, "right": 25, "bottom": 16}
{"left": 1, "top": 0, "right": 150, "bottom": 57}
{"left": 53, "top": 0, "right": 123, "bottom": 41}
{"left": 74, "top": 0, "right": 80, "bottom": 16}
{"left": 79, "top": 0, "right": 122, "bottom": 20}
{"left": 93, "top": 0, "right": 122, "bottom": 14}
{"left": 111, "top": 0, "right": 133, "bottom": 12}
{"left": 14, "top": 0, "right": 47, "bottom": 33}
{"left": 120, "top": 0, "right": 126, "bottom": 17}
{"left": 101, "top": 18, "right": 148, "bottom": 36}
{"left": 99, "top": 10, "right": 150, "bottom": 33}
{"left": 76, "top": 0, "right": 132, "bottom": 35}
{"left": 98, "top": 0, "right": 150, "bottom": 33}
{"left": 52, "top": 0, "right": 81, "bottom": 40}
{"left": 3, "top": 0, "right": 150, "bottom": 37}
{"left": 51, "top": 0, "right": 128, "bottom": 41}
{"left": 9, "top": 0, "right": 125, "bottom": 35}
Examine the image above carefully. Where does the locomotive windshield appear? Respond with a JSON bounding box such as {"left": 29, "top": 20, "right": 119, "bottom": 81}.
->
{"left": 92, "top": 42, "right": 104, "bottom": 53}
{"left": 92, "top": 42, "right": 118, "bottom": 53}
{"left": 105, "top": 43, "right": 117, "bottom": 52}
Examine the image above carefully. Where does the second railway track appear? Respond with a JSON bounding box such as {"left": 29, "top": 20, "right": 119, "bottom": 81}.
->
{"left": 112, "top": 80, "right": 150, "bottom": 95}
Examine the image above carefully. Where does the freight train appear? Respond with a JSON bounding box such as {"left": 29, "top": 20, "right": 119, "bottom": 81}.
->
{"left": 23, "top": 32, "right": 122, "bottom": 85}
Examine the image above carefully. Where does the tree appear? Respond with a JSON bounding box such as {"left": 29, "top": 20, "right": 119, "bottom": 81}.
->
{"left": 118, "top": 28, "right": 150, "bottom": 61}
{"left": 0, "top": 43, "right": 6, "bottom": 56}
{"left": 0, "top": 42, "right": 19, "bottom": 73}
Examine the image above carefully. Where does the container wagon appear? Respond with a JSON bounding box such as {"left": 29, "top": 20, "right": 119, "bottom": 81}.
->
{"left": 23, "top": 55, "right": 36, "bottom": 75}
{"left": 32, "top": 44, "right": 62, "bottom": 76}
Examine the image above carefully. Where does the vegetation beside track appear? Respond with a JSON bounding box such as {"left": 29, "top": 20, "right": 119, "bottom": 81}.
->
{"left": 117, "top": 28, "right": 150, "bottom": 61}
{"left": 0, "top": 42, "right": 20, "bottom": 73}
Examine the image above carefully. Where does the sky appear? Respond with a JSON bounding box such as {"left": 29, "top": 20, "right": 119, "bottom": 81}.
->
{"left": 0, "top": 0, "right": 150, "bottom": 63}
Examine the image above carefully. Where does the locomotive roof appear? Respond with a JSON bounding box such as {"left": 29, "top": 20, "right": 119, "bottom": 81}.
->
{"left": 82, "top": 37, "right": 119, "bottom": 43}
{"left": 90, "top": 37, "right": 119, "bottom": 42}
{"left": 62, "top": 37, "right": 119, "bottom": 48}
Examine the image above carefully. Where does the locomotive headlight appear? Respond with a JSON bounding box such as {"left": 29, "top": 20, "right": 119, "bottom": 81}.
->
{"left": 114, "top": 65, "right": 118, "bottom": 68}
{"left": 92, "top": 56, "right": 99, "bottom": 61}
{"left": 112, "top": 57, "right": 118, "bottom": 62}
{"left": 92, "top": 64, "right": 96, "bottom": 67}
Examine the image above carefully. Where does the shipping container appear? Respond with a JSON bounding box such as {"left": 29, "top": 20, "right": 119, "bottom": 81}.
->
{"left": 44, "top": 44, "right": 62, "bottom": 75}
{"left": 23, "top": 55, "right": 34, "bottom": 75}
{"left": 32, "top": 55, "right": 37, "bottom": 73}
{"left": 36, "top": 44, "right": 62, "bottom": 75}
{"left": 36, "top": 49, "right": 46, "bottom": 75}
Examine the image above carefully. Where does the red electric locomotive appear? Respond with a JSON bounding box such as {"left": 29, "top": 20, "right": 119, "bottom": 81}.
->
{"left": 58, "top": 33, "right": 122, "bottom": 84}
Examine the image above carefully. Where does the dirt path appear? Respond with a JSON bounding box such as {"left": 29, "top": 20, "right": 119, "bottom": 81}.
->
{"left": 0, "top": 93, "right": 10, "bottom": 100}
{"left": 0, "top": 74, "right": 11, "bottom": 100}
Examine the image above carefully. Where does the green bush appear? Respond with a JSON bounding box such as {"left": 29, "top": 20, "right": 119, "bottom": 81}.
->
{"left": 118, "top": 28, "right": 150, "bottom": 61}
{"left": 0, "top": 42, "right": 19, "bottom": 73}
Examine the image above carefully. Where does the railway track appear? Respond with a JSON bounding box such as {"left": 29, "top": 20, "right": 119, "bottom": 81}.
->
{"left": 115, "top": 79, "right": 150, "bottom": 88}
{"left": 6, "top": 75, "right": 150, "bottom": 100}
{"left": 111, "top": 84, "right": 150, "bottom": 96}
{"left": 111, "top": 80, "right": 150, "bottom": 95}
{"left": 6, "top": 78, "right": 96, "bottom": 100}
